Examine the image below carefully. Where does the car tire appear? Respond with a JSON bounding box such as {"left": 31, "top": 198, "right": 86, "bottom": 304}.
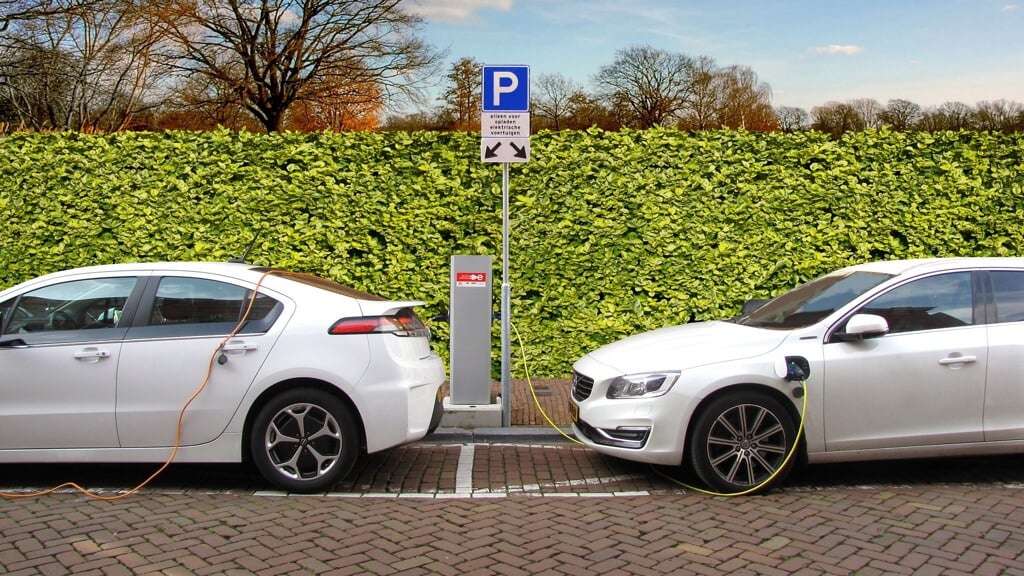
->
{"left": 251, "top": 388, "right": 359, "bottom": 493}
{"left": 688, "top": 391, "right": 797, "bottom": 495}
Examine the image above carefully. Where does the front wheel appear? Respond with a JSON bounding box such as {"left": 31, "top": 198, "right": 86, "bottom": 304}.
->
{"left": 688, "top": 391, "right": 797, "bottom": 495}
{"left": 251, "top": 388, "right": 359, "bottom": 493}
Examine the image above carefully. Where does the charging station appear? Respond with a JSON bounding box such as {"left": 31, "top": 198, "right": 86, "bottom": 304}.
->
{"left": 438, "top": 64, "right": 530, "bottom": 429}
{"left": 441, "top": 255, "right": 502, "bottom": 428}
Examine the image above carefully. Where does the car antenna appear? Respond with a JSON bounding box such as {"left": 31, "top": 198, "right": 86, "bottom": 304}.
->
{"left": 230, "top": 233, "right": 260, "bottom": 263}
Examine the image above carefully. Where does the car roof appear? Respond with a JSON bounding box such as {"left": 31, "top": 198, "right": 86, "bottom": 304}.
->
{"left": 842, "top": 257, "right": 1024, "bottom": 277}
{"left": 32, "top": 261, "right": 262, "bottom": 280}
{"left": 0, "top": 262, "right": 420, "bottom": 308}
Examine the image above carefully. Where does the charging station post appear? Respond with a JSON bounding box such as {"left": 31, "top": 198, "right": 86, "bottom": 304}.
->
{"left": 449, "top": 255, "right": 493, "bottom": 405}
{"left": 441, "top": 255, "right": 503, "bottom": 428}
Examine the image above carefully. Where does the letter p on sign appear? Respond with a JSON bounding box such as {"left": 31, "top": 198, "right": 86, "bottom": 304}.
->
{"left": 482, "top": 65, "right": 530, "bottom": 113}
{"left": 492, "top": 72, "right": 518, "bottom": 107}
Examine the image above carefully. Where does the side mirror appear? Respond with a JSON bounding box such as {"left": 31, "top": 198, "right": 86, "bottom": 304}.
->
{"left": 741, "top": 298, "right": 770, "bottom": 315}
{"left": 835, "top": 313, "right": 889, "bottom": 341}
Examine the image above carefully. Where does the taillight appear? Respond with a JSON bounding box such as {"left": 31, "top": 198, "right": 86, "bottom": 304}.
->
{"left": 329, "top": 308, "right": 430, "bottom": 338}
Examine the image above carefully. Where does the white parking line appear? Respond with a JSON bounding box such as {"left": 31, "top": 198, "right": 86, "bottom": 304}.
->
{"left": 456, "top": 444, "right": 474, "bottom": 494}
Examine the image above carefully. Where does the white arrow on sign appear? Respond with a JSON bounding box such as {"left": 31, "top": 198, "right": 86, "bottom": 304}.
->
{"left": 481, "top": 138, "right": 530, "bottom": 163}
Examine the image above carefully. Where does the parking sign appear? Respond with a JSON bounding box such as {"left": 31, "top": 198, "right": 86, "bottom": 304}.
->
{"left": 482, "top": 65, "right": 530, "bottom": 113}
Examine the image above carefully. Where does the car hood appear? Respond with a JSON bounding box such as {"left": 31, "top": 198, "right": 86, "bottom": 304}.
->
{"left": 582, "top": 320, "right": 788, "bottom": 374}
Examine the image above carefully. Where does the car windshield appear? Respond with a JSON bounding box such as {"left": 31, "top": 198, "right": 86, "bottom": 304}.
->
{"left": 734, "top": 270, "right": 893, "bottom": 330}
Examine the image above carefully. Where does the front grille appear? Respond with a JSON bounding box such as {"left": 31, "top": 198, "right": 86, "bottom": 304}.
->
{"left": 571, "top": 371, "right": 594, "bottom": 402}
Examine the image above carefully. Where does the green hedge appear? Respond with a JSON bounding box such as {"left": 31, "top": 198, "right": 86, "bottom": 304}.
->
{"left": 2, "top": 128, "right": 1023, "bottom": 376}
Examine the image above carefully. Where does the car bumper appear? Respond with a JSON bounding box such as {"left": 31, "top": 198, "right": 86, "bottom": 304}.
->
{"left": 570, "top": 357, "right": 695, "bottom": 466}
{"left": 359, "top": 352, "right": 446, "bottom": 453}
{"left": 571, "top": 397, "right": 691, "bottom": 466}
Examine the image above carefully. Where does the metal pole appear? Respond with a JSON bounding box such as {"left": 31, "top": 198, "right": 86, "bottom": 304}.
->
{"left": 501, "top": 162, "right": 511, "bottom": 427}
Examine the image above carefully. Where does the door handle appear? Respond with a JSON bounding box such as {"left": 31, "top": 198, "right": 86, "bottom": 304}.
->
{"left": 74, "top": 349, "right": 111, "bottom": 362}
{"left": 938, "top": 355, "right": 977, "bottom": 366}
{"left": 221, "top": 341, "right": 258, "bottom": 353}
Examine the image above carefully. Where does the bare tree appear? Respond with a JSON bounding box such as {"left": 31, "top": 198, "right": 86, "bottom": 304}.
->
{"left": 0, "top": 0, "right": 159, "bottom": 131}
{"left": 775, "top": 106, "right": 809, "bottom": 132}
{"left": 811, "top": 101, "right": 866, "bottom": 137}
{"left": 565, "top": 90, "right": 618, "bottom": 130}
{"left": 847, "top": 98, "right": 883, "bottom": 129}
{"left": 0, "top": 0, "right": 103, "bottom": 31}
{"left": 974, "top": 99, "right": 1023, "bottom": 133}
{"left": 437, "top": 56, "right": 479, "bottom": 131}
{"left": 151, "top": 72, "right": 259, "bottom": 130}
{"left": 918, "top": 101, "right": 975, "bottom": 132}
{"left": 290, "top": 76, "right": 381, "bottom": 130}
{"left": 714, "top": 65, "right": 775, "bottom": 130}
{"left": 533, "top": 72, "right": 578, "bottom": 131}
{"left": 938, "top": 101, "right": 975, "bottom": 130}
{"left": 380, "top": 109, "right": 436, "bottom": 131}
{"left": 878, "top": 98, "right": 922, "bottom": 131}
{"left": 679, "top": 55, "right": 718, "bottom": 130}
{"left": 594, "top": 45, "right": 694, "bottom": 128}
{"left": 0, "top": 43, "right": 77, "bottom": 128}
{"left": 153, "top": 0, "right": 440, "bottom": 132}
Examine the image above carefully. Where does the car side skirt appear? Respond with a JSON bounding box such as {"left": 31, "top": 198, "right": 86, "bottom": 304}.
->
{"left": 807, "top": 440, "right": 1024, "bottom": 464}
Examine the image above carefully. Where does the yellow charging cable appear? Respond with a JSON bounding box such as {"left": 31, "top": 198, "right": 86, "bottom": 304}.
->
{"left": 513, "top": 322, "right": 584, "bottom": 445}
{"left": 651, "top": 380, "right": 808, "bottom": 497}
{"left": 513, "top": 321, "right": 808, "bottom": 496}
{"left": 0, "top": 270, "right": 277, "bottom": 501}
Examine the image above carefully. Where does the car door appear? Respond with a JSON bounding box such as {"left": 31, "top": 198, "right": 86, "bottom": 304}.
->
{"left": 116, "top": 274, "right": 286, "bottom": 448}
{"left": 0, "top": 275, "right": 140, "bottom": 449}
{"left": 821, "top": 271, "right": 986, "bottom": 452}
{"left": 982, "top": 270, "right": 1024, "bottom": 441}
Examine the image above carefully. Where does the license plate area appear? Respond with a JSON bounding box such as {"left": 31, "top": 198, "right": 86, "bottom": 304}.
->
{"left": 568, "top": 401, "right": 579, "bottom": 423}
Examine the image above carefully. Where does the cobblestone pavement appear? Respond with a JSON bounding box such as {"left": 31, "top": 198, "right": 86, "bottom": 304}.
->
{"left": 2, "top": 379, "right": 1024, "bottom": 574}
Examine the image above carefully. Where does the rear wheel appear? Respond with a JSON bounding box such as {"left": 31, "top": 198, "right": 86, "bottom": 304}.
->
{"left": 688, "top": 391, "right": 797, "bottom": 494}
{"left": 251, "top": 388, "right": 359, "bottom": 493}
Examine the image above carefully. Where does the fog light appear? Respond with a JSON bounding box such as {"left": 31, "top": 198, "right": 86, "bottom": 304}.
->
{"left": 592, "top": 426, "right": 651, "bottom": 449}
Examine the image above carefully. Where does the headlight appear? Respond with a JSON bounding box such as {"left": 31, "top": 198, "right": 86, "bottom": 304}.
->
{"left": 606, "top": 372, "right": 680, "bottom": 399}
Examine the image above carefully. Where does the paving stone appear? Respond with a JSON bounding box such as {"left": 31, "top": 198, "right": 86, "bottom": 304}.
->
{"left": 3, "top": 379, "right": 1024, "bottom": 574}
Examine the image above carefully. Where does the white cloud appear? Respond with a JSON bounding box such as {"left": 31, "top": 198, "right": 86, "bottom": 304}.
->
{"left": 406, "top": 0, "right": 514, "bottom": 24}
{"left": 1002, "top": 4, "right": 1018, "bottom": 11}
{"left": 811, "top": 44, "right": 865, "bottom": 56}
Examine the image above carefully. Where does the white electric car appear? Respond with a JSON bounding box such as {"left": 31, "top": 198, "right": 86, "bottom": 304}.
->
{"left": 571, "top": 258, "right": 1024, "bottom": 493}
{"left": 0, "top": 262, "right": 446, "bottom": 493}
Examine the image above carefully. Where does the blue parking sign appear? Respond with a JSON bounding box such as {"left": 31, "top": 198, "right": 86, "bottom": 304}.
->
{"left": 482, "top": 65, "right": 530, "bottom": 113}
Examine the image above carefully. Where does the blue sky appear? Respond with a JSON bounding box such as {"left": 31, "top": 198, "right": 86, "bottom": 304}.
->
{"left": 406, "top": 0, "right": 1024, "bottom": 110}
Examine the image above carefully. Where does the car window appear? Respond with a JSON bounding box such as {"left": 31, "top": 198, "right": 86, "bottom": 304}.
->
{"left": 149, "top": 277, "right": 277, "bottom": 326}
{"left": 2, "top": 277, "right": 137, "bottom": 334}
{"left": 737, "top": 271, "right": 892, "bottom": 330}
{"left": 859, "top": 272, "right": 974, "bottom": 334}
{"left": 990, "top": 271, "right": 1024, "bottom": 323}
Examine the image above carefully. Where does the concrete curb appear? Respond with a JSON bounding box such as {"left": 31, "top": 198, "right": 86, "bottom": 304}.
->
{"left": 423, "top": 426, "right": 577, "bottom": 444}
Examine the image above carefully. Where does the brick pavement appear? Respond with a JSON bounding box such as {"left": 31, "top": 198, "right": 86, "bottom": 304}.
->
{"left": 2, "top": 483, "right": 1024, "bottom": 575}
{"left": 502, "top": 379, "right": 573, "bottom": 428}
{"left": 3, "top": 378, "right": 1024, "bottom": 574}
{"left": 440, "top": 378, "right": 574, "bottom": 428}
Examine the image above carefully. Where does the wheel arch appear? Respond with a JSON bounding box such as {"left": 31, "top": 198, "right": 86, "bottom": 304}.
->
{"left": 241, "top": 378, "right": 367, "bottom": 464}
{"left": 684, "top": 383, "right": 808, "bottom": 468}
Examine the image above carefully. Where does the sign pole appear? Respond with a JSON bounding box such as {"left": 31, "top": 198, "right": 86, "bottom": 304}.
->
{"left": 480, "top": 64, "right": 529, "bottom": 428}
{"left": 497, "top": 158, "right": 509, "bottom": 424}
